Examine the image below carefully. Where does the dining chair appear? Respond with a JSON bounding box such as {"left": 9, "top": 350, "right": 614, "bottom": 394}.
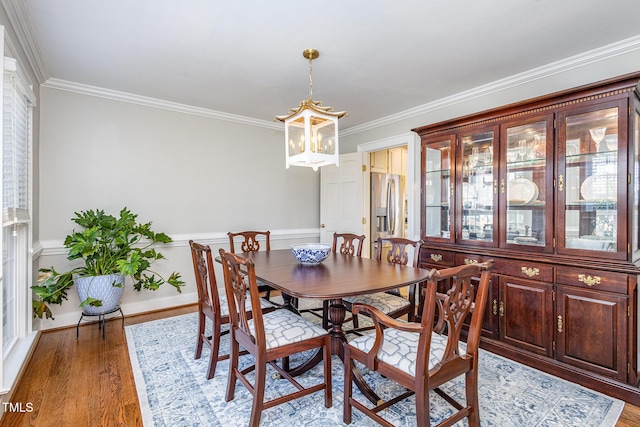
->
{"left": 189, "top": 240, "right": 274, "bottom": 379}
{"left": 218, "top": 248, "right": 332, "bottom": 427}
{"left": 332, "top": 232, "right": 366, "bottom": 257}
{"left": 344, "top": 237, "right": 424, "bottom": 332}
{"left": 343, "top": 261, "right": 493, "bottom": 427}
{"left": 227, "top": 230, "right": 275, "bottom": 301}
{"left": 299, "top": 232, "right": 367, "bottom": 329}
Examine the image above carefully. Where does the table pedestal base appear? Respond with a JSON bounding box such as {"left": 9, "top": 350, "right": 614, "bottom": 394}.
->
{"left": 281, "top": 295, "right": 381, "bottom": 405}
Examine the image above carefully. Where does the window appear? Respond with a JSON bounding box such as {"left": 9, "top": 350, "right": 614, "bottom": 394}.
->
{"left": 1, "top": 54, "right": 36, "bottom": 393}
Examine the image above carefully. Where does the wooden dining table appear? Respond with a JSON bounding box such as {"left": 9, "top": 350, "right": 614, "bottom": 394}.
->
{"left": 232, "top": 248, "right": 432, "bottom": 404}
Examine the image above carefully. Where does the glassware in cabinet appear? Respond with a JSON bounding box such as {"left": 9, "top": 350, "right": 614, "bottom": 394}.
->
{"left": 502, "top": 118, "right": 552, "bottom": 251}
{"left": 558, "top": 104, "right": 625, "bottom": 258}
{"left": 422, "top": 136, "right": 453, "bottom": 241}
{"left": 459, "top": 127, "right": 497, "bottom": 246}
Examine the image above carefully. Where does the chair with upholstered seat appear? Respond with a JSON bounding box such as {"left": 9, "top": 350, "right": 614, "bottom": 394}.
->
{"left": 227, "top": 230, "right": 275, "bottom": 301}
{"left": 343, "top": 261, "right": 493, "bottom": 427}
{"left": 344, "top": 237, "right": 423, "bottom": 331}
{"left": 189, "top": 240, "right": 274, "bottom": 379}
{"left": 218, "top": 248, "right": 332, "bottom": 427}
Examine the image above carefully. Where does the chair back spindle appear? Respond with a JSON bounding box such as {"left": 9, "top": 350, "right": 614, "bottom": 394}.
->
{"left": 219, "top": 250, "right": 265, "bottom": 347}
{"left": 332, "top": 232, "right": 365, "bottom": 257}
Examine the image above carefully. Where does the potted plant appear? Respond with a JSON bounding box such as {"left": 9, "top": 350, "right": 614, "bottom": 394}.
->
{"left": 32, "top": 207, "right": 185, "bottom": 319}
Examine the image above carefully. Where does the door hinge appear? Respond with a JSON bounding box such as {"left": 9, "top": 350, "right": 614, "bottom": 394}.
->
{"left": 362, "top": 164, "right": 366, "bottom": 172}
{"left": 553, "top": 238, "right": 556, "bottom": 248}
{"left": 553, "top": 119, "right": 557, "bottom": 129}
{"left": 362, "top": 217, "right": 366, "bottom": 225}
{"left": 629, "top": 305, "right": 631, "bottom": 317}
{"left": 552, "top": 290, "right": 556, "bottom": 302}
{"left": 629, "top": 243, "right": 632, "bottom": 255}
{"left": 552, "top": 341, "right": 555, "bottom": 352}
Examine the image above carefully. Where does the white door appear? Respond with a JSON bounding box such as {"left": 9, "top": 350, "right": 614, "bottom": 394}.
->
{"left": 320, "top": 152, "right": 365, "bottom": 246}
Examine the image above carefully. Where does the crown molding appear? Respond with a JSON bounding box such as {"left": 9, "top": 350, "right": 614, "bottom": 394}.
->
{"left": 41, "top": 78, "right": 282, "bottom": 130}
{"left": 1, "top": 0, "right": 49, "bottom": 84}
{"left": 342, "top": 35, "right": 640, "bottom": 136}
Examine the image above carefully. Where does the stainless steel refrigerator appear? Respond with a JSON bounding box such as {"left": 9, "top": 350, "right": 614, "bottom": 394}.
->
{"left": 370, "top": 172, "right": 407, "bottom": 255}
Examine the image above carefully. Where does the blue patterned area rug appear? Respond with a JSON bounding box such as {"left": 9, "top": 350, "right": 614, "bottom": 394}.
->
{"left": 126, "top": 312, "right": 623, "bottom": 426}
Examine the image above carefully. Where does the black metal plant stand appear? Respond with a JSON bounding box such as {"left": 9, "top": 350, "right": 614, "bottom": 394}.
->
{"left": 76, "top": 306, "right": 124, "bottom": 340}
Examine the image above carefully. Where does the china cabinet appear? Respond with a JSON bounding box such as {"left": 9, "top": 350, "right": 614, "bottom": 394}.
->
{"left": 414, "top": 73, "right": 640, "bottom": 404}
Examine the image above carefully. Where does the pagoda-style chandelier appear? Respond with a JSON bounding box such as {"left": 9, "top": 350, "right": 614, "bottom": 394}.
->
{"left": 275, "top": 48, "right": 347, "bottom": 170}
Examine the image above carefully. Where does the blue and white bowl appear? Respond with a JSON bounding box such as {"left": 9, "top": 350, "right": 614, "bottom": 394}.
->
{"left": 291, "top": 243, "right": 331, "bottom": 266}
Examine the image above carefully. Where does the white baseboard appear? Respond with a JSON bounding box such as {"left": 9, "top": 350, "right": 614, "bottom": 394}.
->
{"left": 36, "top": 292, "right": 198, "bottom": 331}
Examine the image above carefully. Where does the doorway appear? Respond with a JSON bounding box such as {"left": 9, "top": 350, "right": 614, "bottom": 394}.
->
{"left": 357, "top": 132, "right": 421, "bottom": 258}
{"left": 369, "top": 147, "right": 409, "bottom": 256}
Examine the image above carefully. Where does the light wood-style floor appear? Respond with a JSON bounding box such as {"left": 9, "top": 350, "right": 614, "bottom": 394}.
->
{"left": 2, "top": 304, "right": 640, "bottom": 426}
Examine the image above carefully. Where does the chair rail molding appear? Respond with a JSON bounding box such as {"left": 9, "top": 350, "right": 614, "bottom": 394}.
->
{"left": 37, "top": 228, "right": 321, "bottom": 256}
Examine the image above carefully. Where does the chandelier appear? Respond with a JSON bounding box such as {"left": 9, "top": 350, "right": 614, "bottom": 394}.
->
{"left": 275, "top": 49, "right": 347, "bottom": 170}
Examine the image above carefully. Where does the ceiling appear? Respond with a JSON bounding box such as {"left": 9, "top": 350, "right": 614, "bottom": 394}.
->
{"left": 12, "top": 0, "right": 640, "bottom": 130}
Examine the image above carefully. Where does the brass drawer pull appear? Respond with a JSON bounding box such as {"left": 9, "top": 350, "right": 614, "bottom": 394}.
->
{"left": 499, "top": 301, "right": 504, "bottom": 317}
{"left": 521, "top": 267, "right": 540, "bottom": 277}
{"left": 464, "top": 258, "right": 478, "bottom": 265}
{"left": 558, "top": 174, "right": 564, "bottom": 192}
{"left": 493, "top": 299, "right": 498, "bottom": 316}
{"left": 578, "top": 274, "right": 601, "bottom": 286}
{"left": 430, "top": 254, "right": 442, "bottom": 262}
{"left": 557, "top": 315, "right": 563, "bottom": 333}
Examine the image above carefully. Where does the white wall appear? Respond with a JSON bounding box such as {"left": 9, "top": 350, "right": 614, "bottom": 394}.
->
{"left": 36, "top": 87, "right": 321, "bottom": 329}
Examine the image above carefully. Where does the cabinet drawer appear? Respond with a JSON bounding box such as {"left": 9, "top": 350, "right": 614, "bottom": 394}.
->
{"left": 491, "top": 259, "right": 553, "bottom": 282}
{"left": 454, "top": 253, "right": 490, "bottom": 266}
{"left": 556, "top": 267, "right": 628, "bottom": 294}
{"left": 420, "top": 248, "right": 454, "bottom": 267}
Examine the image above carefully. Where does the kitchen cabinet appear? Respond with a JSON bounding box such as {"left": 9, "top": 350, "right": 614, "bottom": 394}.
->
{"left": 370, "top": 147, "right": 408, "bottom": 175}
{"left": 388, "top": 146, "right": 407, "bottom": 175}
{"left": 414, "top": 73, "right": 640, "bottom": 404}
{"left": 370, "top": 150, "right": 388, "bottom": 173}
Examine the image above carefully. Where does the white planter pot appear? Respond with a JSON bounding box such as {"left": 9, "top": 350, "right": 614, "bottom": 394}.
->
{"left": 75, "top": 274, "right": 125, "bottom": 315}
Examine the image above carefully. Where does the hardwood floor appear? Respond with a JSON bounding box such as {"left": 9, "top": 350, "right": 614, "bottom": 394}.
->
{"left": 1, "top": 305, "right": 196, "bottom": 427}
{"left": 2, "top": 304, "right": 640, "bottom": 426}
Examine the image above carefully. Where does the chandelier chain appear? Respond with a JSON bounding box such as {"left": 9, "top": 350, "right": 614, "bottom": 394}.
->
{"left": 308, "top": 55, "right": 313, "bottom": 100}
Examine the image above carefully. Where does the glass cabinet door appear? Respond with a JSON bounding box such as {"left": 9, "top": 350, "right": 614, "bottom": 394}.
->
{"left": 502, "top": 116, "right": 553, "bottom": 251}
{"left": 633, "top": 101, "right": 640, "bottom": 260}
{"left": 422, "top": 136, "right": 454, "bottom": 241}
{"left": 458, "top": 126, "right": 498, "bottom": 246}
{"left": 557, "top": 101, "right": 626, "bottom": 259}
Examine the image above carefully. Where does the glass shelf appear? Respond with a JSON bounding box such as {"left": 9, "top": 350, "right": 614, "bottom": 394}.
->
{"left": 562, "top": 106, "right": 619, "bottom": 253}
{"left": 423, "top": 138, "right": 453, "bottom": 240}
{"left": 504, "top": 120, "right": 548, "bottom": 248}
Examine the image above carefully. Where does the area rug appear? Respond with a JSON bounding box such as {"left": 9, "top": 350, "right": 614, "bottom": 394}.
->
{"left": 126, "top": 312, "right": 623, "bottom": 426}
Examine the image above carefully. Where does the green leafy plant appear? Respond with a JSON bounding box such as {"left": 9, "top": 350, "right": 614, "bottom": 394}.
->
{"left": 32, "top": 207, "right": 185, "bottom": 319}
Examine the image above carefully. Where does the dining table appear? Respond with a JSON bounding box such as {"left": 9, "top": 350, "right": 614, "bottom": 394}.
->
{"left": 231, "top": 248, "right": 432, "bottom": 404}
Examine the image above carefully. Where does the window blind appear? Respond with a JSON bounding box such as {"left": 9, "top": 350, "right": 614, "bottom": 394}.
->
{"left": 2, "top": 57, "right": 32, "bottom": 226}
